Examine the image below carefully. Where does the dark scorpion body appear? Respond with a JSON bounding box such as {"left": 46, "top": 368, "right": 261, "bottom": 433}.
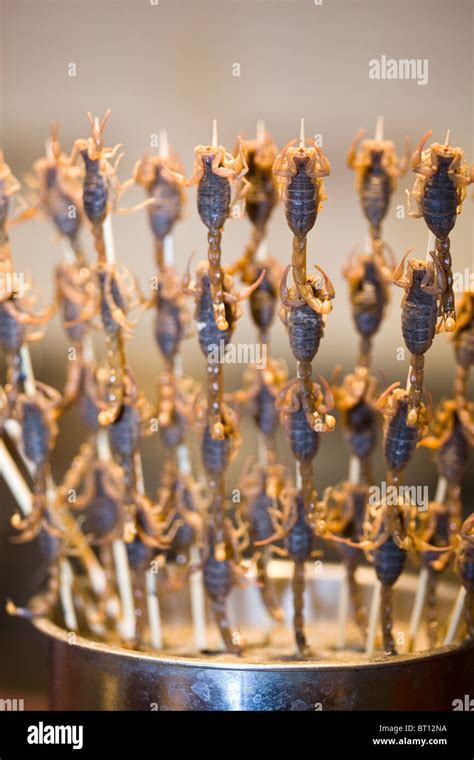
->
{"left": 333, "top": 366, "right": 379, "bottom": 483}
{"left": 394, "top": 254, "right": 438, "bottom": 427}
{"left": 343, "top": 250, "right": 393, "bottom": 367}
{"left": 409, "top": 131, "right": 471, "bottom": 331}
{"left": 229, "top": 129, "right": 278, "bottom": 283}
{"left": 132, "top": 151, "right": 186, "bottom": 271}
{"left": 187, "top": 140, "right": 248, "bottom": 331}
{"left": 347, "top": 130, "right": 409, "bottom": 245}
{"left": 416, "top": 497, "right": 458, "bottom": 647}
{"left": 273, "top": 135, "right": 331, "bottom": 314}
{"left": 377, "top": 384, "right": 430, "bottom": 483}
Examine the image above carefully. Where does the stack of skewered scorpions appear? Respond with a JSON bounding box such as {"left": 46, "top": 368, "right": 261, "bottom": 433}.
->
{"left": 242, "top": 123, "right": 337, "bottom": 656}
{"left": 183, "top": 126, "right": 266, "bottom": 652}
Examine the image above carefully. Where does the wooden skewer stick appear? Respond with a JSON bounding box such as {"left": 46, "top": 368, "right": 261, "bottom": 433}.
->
{"left": 443, "top": 586, "right": 466, "bottom": 645}
{"left": 374, "top": 114, "right": 384, "bottom": 142}
{"left": 212, "top": 118, "right": 218, "bottom": 149}
{"left": 101, "top": 213, "right": 137, "bottom": 642}
{"left": 299, "top": 117, "right": 305, "bottom": 149}
{"left": 337, "top": 456, "right": 361, "bottom": 649}
{"left": 365, "top": 576, "right": 382, "bottom": 655}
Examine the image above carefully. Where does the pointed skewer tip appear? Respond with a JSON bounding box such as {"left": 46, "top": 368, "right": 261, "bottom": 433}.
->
{"left": 211, "top": 119, "right": 218, "bottom": 149}
{"left": 374, "top": 115, "right": 384, "bottom": 141}
{"left": 299, "top": 118, "right": 305, "bottom": 149}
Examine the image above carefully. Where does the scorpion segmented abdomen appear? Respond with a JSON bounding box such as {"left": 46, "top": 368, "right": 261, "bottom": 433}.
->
{"left": 197, "top": 158, "right": 231, "bottom": 230}
{"left": 455, "top": 327, "right": 474, "bottom": 369}
{"left": 197, "top": 276, "right": 232, "bottom": 355}
{"left": 421, "top": 163, "right": 458, "bottom": 241}
{"left": 81, "top": 153, "right": 108, "bottom": 225}
{"left": 0, "top": 303, "right": 26, "bottom": 352}
{"left": 346, "top": 401, "right": 378, "bottom": 459}
{"left": 436, "top": 416, "right": 469, "bottom": 484}
{"left": 402, "top": 268, "right": 438, "bottom": 355}
{"left": 159, "top": 410, "right": 186, "bottom": 449}
{"left": 286, "top": 494, "right": 315, "bottom": 563}
{"left": 352, "top": 262, "right": 386, "bottom": 338}
{"left": 248, "top": 491, "right": 275, "bottom": 544}
{"left": 285, "top": 161, "right": 318, "bottom": 238}
{"left": 47, "top": 179, "right": 81, "bottom": 240}
{"left": 361, "top": 163, "right": 391, "bottom": 230}
{"left": 253, "top": 384, "right": 279, "bottom": 437}
{"left": 148, "top": 174, "right": 182, "bottom": 240}
{"left": 82, "top": 470, "right": 121, "bottom": 541}
{"left": 21, "top": 401, "right": 50, "bottom": 465}
{"left": 202, "top": 424, "right": 231, "bottom": 475}
{"left": 287, "top": 406, "right": 320, "bottom": 462}
{"left": 109, "top": 404, "right": 140, "bottom": 459}
{"left": 288, "top": 303, "right": 323, "bottom": 363}
{"left": 127, "top": 536, "right": 154, "bottom": 571}
{"left": 203, "top": 554, "right": 234, "bottom": 599}
{"left": 99, "top": 270, "right": 126, "bottom": 336}
{"left": 62, "top": 297, "right": 86, "bottom": 344}
{"left": 383, "top": 399, "right": 419, "bottom": 474}
{"left": 374, "top": 535, "right": 406, "bottom": 586}
{"left": 168, "top": 486, "right": 197, "bottom": 560}
{"left": 155, "top": 292, "right": 184, "bottom": 360}
{"left": 246, "top": 162, "right": 276, "bottom": 230}
{"left": 249, "top": 267, "right": 277, "bottom": 331}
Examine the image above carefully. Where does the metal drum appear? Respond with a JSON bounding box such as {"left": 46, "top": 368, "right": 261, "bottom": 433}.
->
{"left": 35, "top": 561, "right": 473, "bottom": 711}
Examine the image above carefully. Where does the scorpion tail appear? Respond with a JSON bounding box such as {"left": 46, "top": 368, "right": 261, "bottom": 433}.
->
{"left": 256, "top": 553, "right": 284, "bottom": 623}
{"left": 210, "top": 595, "right": 243, "bottom": 654}
{"left": 292, "top": 561, "right": 311, "bottom": 656}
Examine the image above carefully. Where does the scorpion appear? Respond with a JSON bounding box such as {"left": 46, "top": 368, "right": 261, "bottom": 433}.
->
{"left": 393, "top": 252, "right": 439, "bottom": 427}
{"left": 273, "top": 126, "right": 331, "bottom": 314}
{"left": 0, "top": 153, "right": 55, "bottom": 425}
{"left": 106, "top": 369, "right": 160, "bottom": 543}
{"left": 187, "top": 134, "right": 249, "bottom": 330}
{"left": 182, "top": 257, "right": 264, "bottom": 440}
{"left": 320, "top": 480, "right": 371, "bottom": 638}
{"left": 377, "top": 383, "right": 431, "bottom": 484}
{"left": 343, "top": 245, "right": 394, "bottom": 367}
{"left": 197, "top": 519, "right": 249, "bottom": 654}
{"left": 8, "top": 509, "right": 68, "bottom": 621}
{"left": 270, "top": 378, "right": 335, "bottom": 653}
{"left": 29, "top": 122, "right": 86, "bottom": 264}
{"left": 10, "top": 382, "right": 61, "bottom": 541}
{"left": 332, "top": 365, "right": 379, "bottom": 484}
{"left": 239, "top": 458, "right": 289, "bottom": 623}
{"left": 408, "top": 130, "right": 472, "bottom": 331}
{"left": 456, "top": 513, "right": 474, "bottom": 640}
{"left": 228, "top": 127, "right": 279, "bottom": 281}
{"left": 347, "top": 128, "right": 409, "bottom": 245}
{"left": 421, "top": 398, "right": 473, "bottom": 489}
{"left": 55, "top": 258, "right": 94, "bottom": 410}
{"left": 362, "top": 497, "right": 447, "bottom": 655}
{"left": 153, "top": 266, "right": 190, "bottom": 370}
{"left": 452, "top": 292, "right": 474, "bottom": 406}
{"left": 415, "top": 494, "right": 460, "bottom": 647}
{"left": 131, "top": 148, "right": 186, "bottom": 271}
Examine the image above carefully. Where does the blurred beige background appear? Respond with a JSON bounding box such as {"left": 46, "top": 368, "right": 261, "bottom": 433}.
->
{"left": 0, "top": 0, "right": 473, "bottom": 697}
